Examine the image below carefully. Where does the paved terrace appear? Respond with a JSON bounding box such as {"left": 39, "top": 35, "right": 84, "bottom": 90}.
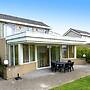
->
{"left": 0, "top": 65, "right": 90, "bottom": 90}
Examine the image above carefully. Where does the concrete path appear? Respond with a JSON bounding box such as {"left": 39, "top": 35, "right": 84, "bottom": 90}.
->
{"left": 0, "top": 65, "right": 90, "bottom": 90}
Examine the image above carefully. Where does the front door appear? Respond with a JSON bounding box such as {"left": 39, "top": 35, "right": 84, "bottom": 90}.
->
{"left": 37, "top": 46, "right": 49, "bottom": 68}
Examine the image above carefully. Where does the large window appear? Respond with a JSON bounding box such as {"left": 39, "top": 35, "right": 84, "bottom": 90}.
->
{"left": 30, "top": 45, "right": 35, "bottom": 61}
{"left": 62, "top": 45, "right": 74, "bottom": 58}
{"left": 37, "top": 46, "right": 49, "bottom": 68}
{"left": 23, "top": 44, "right": 29, "bottom": 63}
{"left": 62, "top": 45, "right": 68, "bottom": 58}
{"left": 10, "top": 45, "right": 18, "bottom": 65}
{"left": 51, "top": 46, "right": 60, "bottom": 61}
{"left": 69, "top": 45, "right": 74, "bottom": 58}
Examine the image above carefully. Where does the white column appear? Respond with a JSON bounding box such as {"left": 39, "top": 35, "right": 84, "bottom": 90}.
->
{"left": 49, "top": 46, "right": 51, "bottom": 67}
{"left": 35, "top": 45, "right": 37, "bottom": 68}
{"left": 8, "top": 45, "right": 11, "bottom": 66}
{"left": 13, "top": 45, "right": 15, "bottom": 66}
{"left": 18, "top": 44, "right": 23, "bottom": 65}
{"left": 74, "top": 46, "right": 77, "bottom": 59}
{"left": 68, "top": 45, "right": 69, "bottom": 58}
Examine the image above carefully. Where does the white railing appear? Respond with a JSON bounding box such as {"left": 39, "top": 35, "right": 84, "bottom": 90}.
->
{"left": 6, "top": 29, "right": 86, "bottom": 44}
{"left": 6, "top": 29, "right": 61, "bottom": 38}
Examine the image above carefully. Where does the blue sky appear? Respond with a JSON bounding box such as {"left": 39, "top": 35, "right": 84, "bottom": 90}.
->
{"left": 0, "top": 0, "right": 90, "bottom": 35}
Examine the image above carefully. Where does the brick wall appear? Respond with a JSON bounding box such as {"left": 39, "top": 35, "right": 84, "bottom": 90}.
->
{"left": 62, "top": 58, "right": 87, "bottom": 65}
{"left": 3, "top": 62, "right": 36, "bottom": 79}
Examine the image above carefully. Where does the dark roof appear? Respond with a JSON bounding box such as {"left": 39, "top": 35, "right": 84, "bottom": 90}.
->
{"left": 70, "top": 28, "right": 90, "bottom": 35}
{"left": 0, "top": 14, "right": 49, "bottom": 27}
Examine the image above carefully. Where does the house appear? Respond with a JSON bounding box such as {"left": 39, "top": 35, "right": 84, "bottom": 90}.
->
{"left": 0, "top": 14, "right": 86, "bottom": 79}
{"left": 63, "top": 28, "right": 90, "bottom": 44}
{"left": 63, "top": 28, "right": 90, "bottom": 38}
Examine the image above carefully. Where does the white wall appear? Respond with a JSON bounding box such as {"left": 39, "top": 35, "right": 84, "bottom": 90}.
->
{"left": 4, "top": 23, "right": 48, "bottom": 37}
{"left": 4, "top": 24, "right": 15, "bottom": 37}
{"left": 65, "top": 31, "right": 81, "bottom": 38}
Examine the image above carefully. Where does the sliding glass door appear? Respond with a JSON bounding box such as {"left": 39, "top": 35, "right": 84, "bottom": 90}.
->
{"left": 37, "top": 46, "right": 49, "bottom": 68}
{"left": 51, "top": 46, "right": 60, "bottom": 61}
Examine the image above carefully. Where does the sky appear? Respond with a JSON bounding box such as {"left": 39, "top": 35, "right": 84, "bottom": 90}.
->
{"left": 0, "top": 0, "right": 90, "bottom": 35}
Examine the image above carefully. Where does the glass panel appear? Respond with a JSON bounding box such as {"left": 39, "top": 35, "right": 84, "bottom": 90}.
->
{"left": 37, "top": 46, "right": 49, "bottom": 68}
{"left": 10, "top": 45, "right": 18, "bottom": 66}
{"left": 23, "top": 44, "right": 29, "bottom": 63}
{"left": 69, "top": 45, "right": 74, "bottom": 58}
{"left": 10, "top": 45, "right": 13, "bottom": 66}
{"left": 56, "top": 47, "right": 60, "bottom": 60}
{"left": 51, "top": 46, "right": 56, "bottom": 61}
{"left": 62, "top": 45, "right": 68, "bottom": 58}
{"left": 15, "top": 45, "right": 18, "bottom": 65}
{"left": 30, "top": 45, "right": 35, "bottom": 61}
{"left": 51, "top": 46, "right": 60, "bottom": 61}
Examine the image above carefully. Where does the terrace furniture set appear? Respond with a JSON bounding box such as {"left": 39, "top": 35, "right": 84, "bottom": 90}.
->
{"left": 51, "top": 60, "right": 74, "bottom": 73}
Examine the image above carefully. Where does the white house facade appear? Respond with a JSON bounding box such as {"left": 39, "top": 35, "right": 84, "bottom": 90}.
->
{"left": 0, "top": 14, "right": 87, "bottom": 79}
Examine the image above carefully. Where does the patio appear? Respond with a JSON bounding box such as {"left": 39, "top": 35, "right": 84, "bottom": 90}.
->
{"left": 0, "top": 65, "right": 90, "bottom": 90}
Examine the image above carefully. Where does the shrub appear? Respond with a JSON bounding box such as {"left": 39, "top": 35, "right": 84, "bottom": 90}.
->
{"left": 77, "top": 46, "right": 90, "bottom": 63}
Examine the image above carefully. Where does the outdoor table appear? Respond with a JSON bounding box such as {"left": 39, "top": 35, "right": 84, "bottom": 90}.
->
{"left": 51, "top": 61, "right": 67, "bottom": 71}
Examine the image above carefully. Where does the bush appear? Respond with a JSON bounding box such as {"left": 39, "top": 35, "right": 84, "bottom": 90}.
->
{"left": 77, "top": 46, "right": 90, "bottom": 63}
{"left": 0, "top": 64, "right": 5, "bottom": 77}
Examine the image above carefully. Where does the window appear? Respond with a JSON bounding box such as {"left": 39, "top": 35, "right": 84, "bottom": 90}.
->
{"left": 10, "top": 45, "right": 13, "bottom": 65}
{"left": 62, "top": 45, "right": 68, "bottom": 58}
{"left": 37, "top": 46, "right": 49, "bottom": 68}
{"left": 69, "top": 45, "right": 74, "bottom": 58}
{"left": 15, "top": 25, "right": 29, "bottom": 32}
{"left": 23, "top": 44, "right": 29, "bottom": 63}
{"left": 51, "top": 46, "right": 60, "bottom": 61}
{"left": 30, "top": 45, "right": 35, "bottom": 61}
{"left": 62, "top": 45, "right": 74, "bottom": 58}
{"left": 10, "top": 45, "right": 18, "bottom": 65}
{"left": 15, "top": 45, "right": 18, "bottom": 65}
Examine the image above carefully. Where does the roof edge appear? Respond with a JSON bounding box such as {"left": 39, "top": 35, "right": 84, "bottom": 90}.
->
{"left": 0, "top": 14, "right": 50, "bottom": 29}
{"left": 63, "top": 28, "right": 81, "bottom": 36}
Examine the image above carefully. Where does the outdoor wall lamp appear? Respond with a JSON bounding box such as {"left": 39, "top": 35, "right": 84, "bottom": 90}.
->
{"left": 4, "top": 59, "right": 9, "bottom": 67}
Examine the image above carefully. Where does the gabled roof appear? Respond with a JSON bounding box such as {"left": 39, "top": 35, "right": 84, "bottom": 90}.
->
{"left": 63, "top": 28, "right": 90, "bottom": 37}
{"left": 0, "top": 14, "right": 49, "bottom": 28}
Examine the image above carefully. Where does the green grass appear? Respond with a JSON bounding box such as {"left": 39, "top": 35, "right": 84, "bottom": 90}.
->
{"left": 50, "top": 75, "right": 90, "bottom": 90}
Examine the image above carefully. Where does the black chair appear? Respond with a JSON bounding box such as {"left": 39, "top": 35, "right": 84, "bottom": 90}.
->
{"left": 63, "top": 63, "right": 70, "bottom": 72}
{"left": 51, "top": 61, "right": 57, "bottom": 72}
{"left": 58, "top": 64, "right": 64, "bottom": 72}
{"left": 70, "top": 62, "right": 74, "bottom": 71}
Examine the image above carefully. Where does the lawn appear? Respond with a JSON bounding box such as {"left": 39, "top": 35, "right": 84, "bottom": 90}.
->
{"left": 50, "top": 75, "right": 90, "bottom": 90}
